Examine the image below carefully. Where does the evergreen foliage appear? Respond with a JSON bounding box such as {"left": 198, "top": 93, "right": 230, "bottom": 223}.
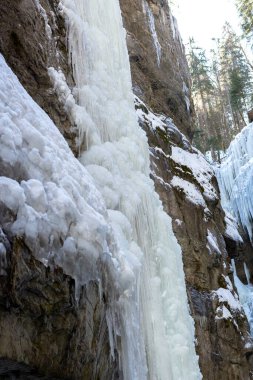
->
{"left": 188, "top": 24, "right": 253, "bottom": 160}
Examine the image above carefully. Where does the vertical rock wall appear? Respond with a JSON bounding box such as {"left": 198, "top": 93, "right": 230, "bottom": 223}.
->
{"left": 120, "top": 0, "right": 195, "bottom": 139}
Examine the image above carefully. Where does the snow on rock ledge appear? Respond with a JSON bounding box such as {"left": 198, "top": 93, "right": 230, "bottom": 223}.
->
{"left": 135, "top": 96, "right": 218, "bottom": 209}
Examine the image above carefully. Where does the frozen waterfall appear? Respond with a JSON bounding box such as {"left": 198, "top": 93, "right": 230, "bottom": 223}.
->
{"left": 59, "top": 0, "right": 201, "bottom": 379}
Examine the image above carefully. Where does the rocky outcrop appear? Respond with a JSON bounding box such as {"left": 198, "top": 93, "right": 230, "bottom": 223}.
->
{"left": 136, "top": 98, "right": 253, "bottom": 379}
{"left": 0, "top": 231, "right": 118, "bottom": 380}
{"left": 120, "top": 0, "right": 195, "bottom": 139}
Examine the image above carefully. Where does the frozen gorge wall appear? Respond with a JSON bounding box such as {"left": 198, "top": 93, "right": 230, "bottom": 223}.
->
{"left": 1, "top": 0, "right": 253, "bottom": 379}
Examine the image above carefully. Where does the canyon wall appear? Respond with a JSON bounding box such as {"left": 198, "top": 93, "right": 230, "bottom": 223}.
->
{"left": 0, "top": 0, "right": 252, "bottom": 379}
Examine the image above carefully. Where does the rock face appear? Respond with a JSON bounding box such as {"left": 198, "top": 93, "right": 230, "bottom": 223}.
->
{"left": 120, "top": 0, "right": 195, "bottom": 139}
{"left": 0, "top": 0, "right": 253, "bottom": 379}
{"left": 0, "top": 233, "right": 118, "bottom": 380}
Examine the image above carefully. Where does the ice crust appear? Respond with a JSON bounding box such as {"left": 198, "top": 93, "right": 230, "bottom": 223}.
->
{"left": 232, "top": 261, "right": 253, "bottom": 335}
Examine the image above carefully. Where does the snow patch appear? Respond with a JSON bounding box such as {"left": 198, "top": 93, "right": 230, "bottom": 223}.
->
{"left": 214, "top": 287, "right": 242, "bottom": 312}
{"left": 224, "top": 211, "right": 243, "bottom": 243}
{"left": 171, "top": 146, "right": 218, "bottom": 202}
{"left": 171, "top": 176, "right": 206, "bottom": 207}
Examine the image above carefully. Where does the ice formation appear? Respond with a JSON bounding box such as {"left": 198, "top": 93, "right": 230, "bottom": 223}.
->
{"left": 59, "top": 0, "right": 201, "bottom": 378}
{"left": 142, "top": 0, "right": 162, "bottom": 66}
{"left": 0, "top": 54, "right": 114, "bottom": 289}
{"left": 217, "top": 123, "right": 253, "bottom": 334}
{"left": 217, "top": 123, "right": 253, "bottom": 241}
{"left": 232, "top": 261, "right": 253, "bottom": 335}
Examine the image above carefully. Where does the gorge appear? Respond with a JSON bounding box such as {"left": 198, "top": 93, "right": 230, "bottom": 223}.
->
{"left": 0, "top": 0, "right": 253, "bottom": 379}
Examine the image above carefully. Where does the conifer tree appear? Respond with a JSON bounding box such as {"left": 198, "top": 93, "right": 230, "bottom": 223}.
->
{"left": 219, "top": 23, "right": 253, "bottom": 129}
{"left": 188, "top": 39, "right": 226, "bottom": 159}
{"left": 188, "top": 25, "right": 253, "bottom": 160}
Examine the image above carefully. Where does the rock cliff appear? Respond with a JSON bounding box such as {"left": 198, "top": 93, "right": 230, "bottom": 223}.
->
{"left": 0, "top": 0, "right": 252, "bottom": 379}
{"left": 120, "top": 0, "right": 194, "bottom": 139}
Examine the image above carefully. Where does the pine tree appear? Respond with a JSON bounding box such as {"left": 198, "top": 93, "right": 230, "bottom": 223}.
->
{"left": 219, "top": 23, "right": 253, "bottom": 130}
{"left": 188, "top": 39, "right": 227, "bottom": 159}
{"left": 187, "top": 26, "right": 253, "bottom": 160}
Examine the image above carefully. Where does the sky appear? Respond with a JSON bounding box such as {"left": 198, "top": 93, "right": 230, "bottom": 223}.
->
{"left": 172, "top": 0, "right": 243, "bottom": 52}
